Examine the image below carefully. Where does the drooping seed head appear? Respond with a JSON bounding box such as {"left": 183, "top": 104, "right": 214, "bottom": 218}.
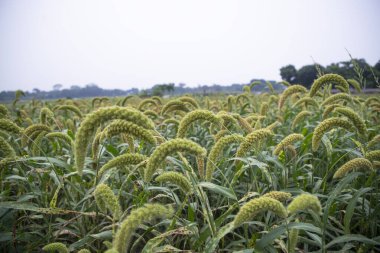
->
{"left": 206, "top": 134, "right": 245, "bottom": 181}
{"left": 291, "top": 111, "right": 312, "bottom": 130}
{"left": 46, "top": 132, "right": 74, "bottom": 148}
{"left": 179, "top": 96, "right": 199, "bottom": 109}
{"left": 0, "top": 104, "right": 9, "bottom": 118}
{"left": 177, "top": 110, "right": 221, "bottom": 138}
{"left": 98, "top": 153, "right": 147, "bottom": 176}
{"left": 155, "top": 171, "right": 192, "bottom": 193}
{"left": 287, "top": 193, "right": 322, "bottom": 215}
{"left": 273, "top": 134, "right": 304, "bottom": 156}
{"left": 367, "top": 135, "right": 380, "bottom": 149}
{"left": 0, "top": 136, "right": 16, "bottom": 158}
{"left": 22, "top": 124, "right": 51, "bottom": 147}
{"left": 347, "top": 79, "right": 362, "bottom": 93}
{"left": 54, "top": 104, "right": 83, "bottom": 118}
{"left": 278, "top": 85, "right": 308, "bottom": 109}
{"left": 0, "top": 119, "right": 23, "bottom": 135}
{"left": 322, "top": 104, "right": 342, "bottom": 119}
{"left": 161, "top": 100, "right": 190, "bottom": 115}
{"left": 217, "top": 111, "right": 239, "bottom": 130}
{"left": 94, "top": 183, "right": 122, "bottom": 220}
{"left": 259, "top": 102, "right": 269, "bottom": 116}
{"left": 321, "top": 93, "right": 353, "bottom": 107}
{"left": 262, "top": 191, "right": 292, "bottom": 203}
{"left": 145, "top": 138, "right": 207, "bottom": 182}
{"left": 265, "top": 120, "right": 281, "bottom": 131}
{"left": 292, "top": 97, "right": 319, "bottom": 109}
{"left": 138, "top": 98, "right": 158, "bottom": 111}
{"left": 39, "top": 107, "right": 55, "bottom": 124}
{"left": 334, "top": 107, "right": 367, "bottom": 135}
{"left": 74, "top": 106, "right": 154, "bottom": 175}
{"left": 236, "top": 129, "right": 273, "bottom": 158}
{"left": 312, "top": 117, "right": 353, "bottom": 152}
{"left": 113, "top": 204, "right": 174, "bottom": 253}
{"left": 309, "top": 74, "right": 349, "bottom": 97}
{"left": 365, "top": 151, "right": 380, "bottom": 163}
{"left": 233, "top": 196, "right": 287, "bottom": 227}
{"left": 333, "top": 158, "right": 373, "bottom": 179}
{"left": 77, "top": 249, "right": 91, "bottom": 253}
{"left": 232, "top": 114, "right": 254, "bottom": 134}
{"left": 101, "top": 120, "right": 157, "bottom": 145}
{"left": 42, "top": 243, "right": 69, "bottom": 253}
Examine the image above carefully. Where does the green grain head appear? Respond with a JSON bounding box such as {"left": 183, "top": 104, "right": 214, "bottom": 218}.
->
{"left": 321, "top": 93, "right": 352, "bottom": 107}
{"left": 101, "top": 120, "right": 157, "bottom": 145}
{"left": 333, "top": 158, "right": 373, "bottom": 179}
{"left": 291, "top": 111, "right": 312, "bottom": 130}
{"left": 312, "top": 117, "right": 353, "bottom": 152}
{"left": 42, "top": 243, "right": 69, "bottom": 253}
{"left": 0, "top": 118, "right": 23, "bottom": 135}
{"left": 206, "top": 134, "right": 245, "bottom": 181}
{"left": 309, "top": 74, "right": 349, "bottom": 97}
{"left": 262, "top": 191, "right": 292, "bottom": 203}
{"left": 177, "top": 110, "right": 221, "bottom": 138}
{"left": 98, "top": 153, "right": 147, "bottom": 176}
{"left": 236, "top": 129, "right": 273, "bottom": 158}
{"left": 273, "top": 133, "right": 304, "bottom": 156}
{"left": 74, "top": 106, "right": 154, "bottom": 175}
{"left": 334, "top": 107, "right": 367, "bottom": 135}
{"left": 287, "top": 193, "right": 322, "bottom": 215}
{"left": 94, "top": 183, "right": 122, "bottom": 220}
{"left": 278, "top": 85, "right": 308, "bottom": 109}
{"left": 145, "top": 138, "right": 207, "bottom": 182}
{"left": 113, "top": 204, "right": 174, "bottom": 253}
{"left": 233, "top": 196, "right": 287, "bottom": 227}
{"left": 155, "top": 171, "right": 192, "bottom": 193}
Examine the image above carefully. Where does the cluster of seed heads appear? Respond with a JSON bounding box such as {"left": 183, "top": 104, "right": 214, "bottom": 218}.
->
{"left": 177, "top": 109, "right": 222, "bottom": 138}
{"left": 309, "top": 74, "right": 349, "bottom": 97}
{"left": 145, "top": 138, "right": 207, "bottom": 182}
{"left": 312, "top": 117, "right": 353, "bottom": 152}
{"left": 98, "top": 153, "right": 147, "bottom": 176}
{"left": 155, "top": 171, "right": 192, "bottom": 193}
{"left": 273, "top": 133, "right": 304, "bottom": 156}
{"left": 74, "top": 106, "right": 154, "bottom": 175}
{"left": 233, "top": 196, "right": 287, "bottom": 227}
{"left": 112, "top": 204, "right": 174, "bottom": 253}
{"left": 94, "top": 183, "right": 122, "bottom": 220}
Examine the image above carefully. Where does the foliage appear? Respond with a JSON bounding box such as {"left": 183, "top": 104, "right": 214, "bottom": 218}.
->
{"left": 0, "top": 74, "right": 379, "bottom": 253}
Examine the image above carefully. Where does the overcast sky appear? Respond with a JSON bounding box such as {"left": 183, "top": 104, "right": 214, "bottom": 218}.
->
{"left": 0, "top": 0, "right": 379, "bottom": 91}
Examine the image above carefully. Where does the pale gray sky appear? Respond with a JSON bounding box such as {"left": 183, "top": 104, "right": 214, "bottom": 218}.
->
{"left": 0, "top": 0, "right": 379, "bottom": 91}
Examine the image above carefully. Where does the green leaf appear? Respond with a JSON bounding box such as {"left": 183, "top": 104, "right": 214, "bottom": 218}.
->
{"left": 255, "top": 222, "right": 322, "bottom": 250}
{"left": 198, "top": 182, "right": 237, "bottom": 200}
{"left": 325, "top": 234, "right": 380, "bottom": 249}
{"left": 344, "top": 187, "right": 372, "bottom": 234}
{"left": 90, "top": 230, "right": 113, "bottom": 240}
{"left": 105, "top": 144, "right": 119, "bottom": 156}
{"left": 204, "top": 222, "right": 234, "bottom": 253}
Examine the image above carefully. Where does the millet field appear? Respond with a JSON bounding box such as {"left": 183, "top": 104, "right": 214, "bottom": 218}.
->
{"left": 1, "top": 74, "right": 380, "bottom": 253}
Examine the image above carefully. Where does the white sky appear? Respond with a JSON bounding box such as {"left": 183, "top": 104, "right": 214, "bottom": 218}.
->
{"left": 0, "top": 0, "right": 379, "bottom": 91}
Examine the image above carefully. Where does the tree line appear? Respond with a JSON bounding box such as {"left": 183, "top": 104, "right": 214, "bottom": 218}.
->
{"left": 280, "top": 58, "right": 380, "bottom": 89}
{"left": 0, "top": 58, "right": 379, "bottom": 101}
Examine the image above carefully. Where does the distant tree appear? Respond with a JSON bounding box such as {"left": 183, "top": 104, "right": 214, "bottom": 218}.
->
{"left": 280, "top": 65, "right": 297, "bottom": 83}
{"left": 33, "top": 88, "right": 41, "bottom": 93}
{"left": 166, "top": 83, "right": 175, "bottom": 93}
{"left": 70, "top": 85, "right": 81, "bottom": 90}
{"left": 296, "top": 65, "right": 319, "bottom": 88}
{"left": 152, "top": 85, "right": 163, "bottom": 96}
{"left": 53, "top": 84, "right": 63, "bottom": 91}
{"left": 374, "top": 60, "right": 380, "bottom": 72}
